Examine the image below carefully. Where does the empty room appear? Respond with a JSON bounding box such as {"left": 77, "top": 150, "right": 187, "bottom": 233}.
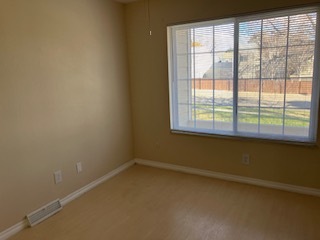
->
{"left": 1, "top": 0, "right": 320, "bottom": 239}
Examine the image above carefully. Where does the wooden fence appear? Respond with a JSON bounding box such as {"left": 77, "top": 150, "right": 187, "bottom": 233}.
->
{"left": 192, "top": 79, "right": 312, "bottom": 94}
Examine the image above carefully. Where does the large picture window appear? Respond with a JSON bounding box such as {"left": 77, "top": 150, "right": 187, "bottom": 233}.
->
{"left": 167, "top": 6, "right": 320, "bottom": 144}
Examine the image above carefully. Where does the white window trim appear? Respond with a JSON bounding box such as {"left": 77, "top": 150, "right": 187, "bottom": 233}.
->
{"left": 167, "top": 5, "right": 320, "bottom": 145}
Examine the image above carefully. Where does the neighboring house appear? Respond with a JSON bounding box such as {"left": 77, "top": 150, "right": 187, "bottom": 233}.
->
{"left": 202, "top": 61, "right": 233, "bottom": 79}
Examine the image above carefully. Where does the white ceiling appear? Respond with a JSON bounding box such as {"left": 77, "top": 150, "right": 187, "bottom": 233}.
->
{"left": 114, "top": 0, "right": 138, "bottom": 3}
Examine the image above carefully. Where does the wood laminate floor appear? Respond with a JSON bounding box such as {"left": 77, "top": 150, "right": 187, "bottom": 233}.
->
{"left": 9, "top": 165, "right": 320, "bottom": 240}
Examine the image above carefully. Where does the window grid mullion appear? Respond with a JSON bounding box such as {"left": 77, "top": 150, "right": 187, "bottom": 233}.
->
{"left": 212, "top": 26, "right": 215, "bottom": 130}
{"left": 258, "top": 20, "right": 264, "bottom": 134}
{"left": 309, "top": 10, "right": 320, "bottom": 140}
{"left": 192, "top": 29, "right": 197, "bottom": 128}
{"left": 234, "top": 20, "right": 239, "bottom": 134}
{"left": 187, "top": 29, "right": 192, "bottom": 123}
{"left": 282, "top": 16, "right": 291, "bottom": 135}
{"left": 172, "top": 29, "right": 179, "bottom": 129}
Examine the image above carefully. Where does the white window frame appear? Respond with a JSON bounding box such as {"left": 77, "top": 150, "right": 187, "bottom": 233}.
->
{"left": 167, "top": 6, "right": 320, "bottom": 144}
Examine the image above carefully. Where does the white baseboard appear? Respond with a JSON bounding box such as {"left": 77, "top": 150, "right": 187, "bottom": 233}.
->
{"left": 135, "top": 158, "right": 320, "bottom": 197}
{"left": 0, "top": 159, "right": 135, "bottom": 240}
{"left": 61, "top": 160, "right": 135, "bottom": 206}
{"left": 0, "top": 221, "right": 27, "bottom": 240}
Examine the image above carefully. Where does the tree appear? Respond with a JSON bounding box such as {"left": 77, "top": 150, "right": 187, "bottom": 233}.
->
{"left": 247, "top": 14, "right": 316, "bottom": 81}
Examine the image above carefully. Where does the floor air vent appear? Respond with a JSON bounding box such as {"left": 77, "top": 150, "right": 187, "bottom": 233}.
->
{"left": 26, "top": 199, "right": 63, "bottom": 227}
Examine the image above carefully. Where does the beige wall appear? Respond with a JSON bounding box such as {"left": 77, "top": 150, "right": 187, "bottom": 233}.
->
{"left": 126, "top": 0, "right": 320, "bottom": 189}
{"left": 0, "top": 0, "right": 133, "bottom": 232}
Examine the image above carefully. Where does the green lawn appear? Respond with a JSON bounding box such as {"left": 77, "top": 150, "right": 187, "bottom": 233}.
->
{"left": 192, "top": 105, "right": 310, "bottom": 127}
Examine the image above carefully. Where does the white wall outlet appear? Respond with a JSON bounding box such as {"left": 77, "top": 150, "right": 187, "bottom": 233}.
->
{"left": 242, "top": 154, "right": 250, "bottom": 165}
{"left": 54, "top": 170, "right": 63, "bottom": 184}
{"left": 76, "top": 162, "right": 82, "bottom": 173}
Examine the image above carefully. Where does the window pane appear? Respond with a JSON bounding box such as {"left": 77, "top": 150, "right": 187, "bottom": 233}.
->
{"left": 177, "top": 80, "right": 192, "bottom": 128}
{"left": 189, "top": 22, "right": 234, "bottom": 132}
{"left": 213, "top": 24, "right": 234, "bottom": 131}
{"left": 238, "top": 49, "right": 261, "bottom": 79}
{"left": 288, "top": 13, "right": 316, "bottom": 79}
{"left": 260, "top": 82, "right": 285, "bottom": 135}
{"left": 176, "top": 55, "right": 189, "bottom": 80}
{"left": 238, "top": 79, "right": 260, "bottom": 133}
{"left": 176, "top": 29, "right": 190, "bottom": 54}
{"left": 214, "top": 88, "right": 233, "bottom": 131}
{"left": 191, "top": 27, "right": 214, "bottom": 130}
{"left": 239, "top": 20, "right": 262, "bottom": 50}
{"left": 284, "top": 78, "right": 312, "bottom": 137}
{"left": 289, "top": 13, "right": 316, "bottom": 46}
{"left": 261, "top": 47, "right": 287, "bottom": 79}
{"left": 283, "top": 12, "right": 316, "bottom": 138}
{"left": 238, "top": 21, "right": 261, "bottom": 134}
{"left": 193, "top": 89, "right": 214, "bottom": 129}
{"left": 262, "top": 16, "right": 288, "bottom": 48}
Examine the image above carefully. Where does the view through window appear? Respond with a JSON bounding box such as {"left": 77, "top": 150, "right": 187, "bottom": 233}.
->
{"left": 167, "top": 6, "right": 320, "bottom": 143}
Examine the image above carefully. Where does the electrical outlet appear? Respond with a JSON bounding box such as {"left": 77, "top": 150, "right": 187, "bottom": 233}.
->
{"left": 76, "top": 162, "right": 82, "bottom": 173}
{"left": 242, "top": 154, "right": 250, "bottom": 165}
{"left": 54, "top": 170, "right": 63, "bottom": 184}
